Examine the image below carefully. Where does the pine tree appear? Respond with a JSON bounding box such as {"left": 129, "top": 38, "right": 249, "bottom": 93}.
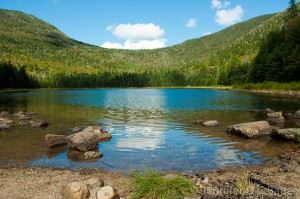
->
{"left": 287, "top": 0, "right": 299, "bottom": 20}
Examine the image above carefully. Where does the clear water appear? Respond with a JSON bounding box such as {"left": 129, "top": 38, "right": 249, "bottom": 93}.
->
{"left": 0, "top": 88, "right": 299, "bottom": 172}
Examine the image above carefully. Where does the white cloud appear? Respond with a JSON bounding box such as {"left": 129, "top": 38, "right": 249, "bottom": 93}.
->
{"left": 102, "top": 23, "right": 166, "bottom": 50}
{"left": 108, "top": 23, "right": 164, "bottom": 42}
{"left": 186, "top": 18, "right": 197, "bottom": 28}
{"left": 211, "top": 0, "right": 230, "bottom": 9}
{"left": 203, "top": 32, "right": 212, "bottom": 36}
{"left": 215, "top": 5, "right": 244, "bottom": 26}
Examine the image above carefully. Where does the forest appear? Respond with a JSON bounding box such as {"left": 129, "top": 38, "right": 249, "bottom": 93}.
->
{"left": 0, "top": 1, "right": 299, "bottom": 88}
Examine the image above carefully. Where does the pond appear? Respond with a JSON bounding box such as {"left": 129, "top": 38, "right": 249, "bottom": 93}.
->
{"left": 0, "top": 88, "right": 299, "bottom": 172}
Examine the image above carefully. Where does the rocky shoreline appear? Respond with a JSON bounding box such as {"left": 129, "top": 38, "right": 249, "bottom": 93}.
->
{"left": 0, "top": 150, "right": 300, "bottom": 198}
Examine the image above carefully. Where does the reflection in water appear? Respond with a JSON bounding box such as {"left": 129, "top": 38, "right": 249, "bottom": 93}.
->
{"left": 1, "top": 89, "right": 300, "bottom": 171}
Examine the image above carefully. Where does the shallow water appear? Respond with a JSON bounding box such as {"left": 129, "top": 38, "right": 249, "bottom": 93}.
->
{"left": 0, "top": 88, "right": 299, "bottom": 172}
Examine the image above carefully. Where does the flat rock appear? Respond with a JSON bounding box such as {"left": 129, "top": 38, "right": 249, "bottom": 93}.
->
{"left": 293, "top": 110, "right": 300, "bottom": 119}
{"left": 271, "top": 128, "right": 300, "bottom": 142}
{"left": 84, "top": 151, "right": 102, "bottom": 159}
{"left": 25, "top": 112, "right": 35, "bottom": 116}
{"left": 67, "top": 131, "right": 99, "bottom": 151}
{"left": 62, "top": 182, "right": 89, "bottom": 199}
{"left": 18, "top": 116, "right": 31, "bottom": 120}
{"left": 31, "top": 120, "right": 49, "bottom": 128}
{"left": 81, "top": 126, "right": 112, "bottom": 140}
{"left": 96, "top": 186, "right": 115, "bottom": 199}
{"left": 12, "top": 111, "right": 25, "bottom": 117}
{"left": 0, "top": 111, "right": 11, "bottom": 118}
{"left": 203, "top": 120, "right": 219, "bottom": 126}
{"left": 45, "top": 134, "right": 67, "bottom": 148}
{"left": 227, "top": 121, "right": 271, "bottom": 138}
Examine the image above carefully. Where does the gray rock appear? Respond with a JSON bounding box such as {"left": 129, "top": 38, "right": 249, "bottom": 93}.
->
{"left": 31, "top": 120, "right": 49, "bottom": 128}
{"left": 271, "top": 128, "right": 300, "bottom": 142}
{"left": 62, "top": 182, "right": 89, "bottom": 199}
{"left": 0, "top": 111, "right": 11, "bottom": 118}
{"left": 25, "top": 112, "right": 35, "bottom": 116}
{"left": 45, "top": 134, "right": 67, "bottom": 148}
{"left": 293, "top": 110, "right": 300, "bottom": 119}
{"left": 0, "top": 118, "right": 13, "bottom": 124}
{"left": 81, "top": 126, "right": 112, "bottom": 140}
{"left": 85, "top": 177, "right": 104, "bottom": 189}
{"left": 84, "top": 151, "right": 102, "bottom": 159}
{"left": 267, "top": 111, "right": 282, "bottom": 118}
{"left": 73, "top": 127, "right": 83, "bottom": 133}
{"left": 19, "top": 121, "right": 30, "bottom": 126}
{"left": 193, "top": 120, "right": 204, "bottom": 125}
{"left": 18, "top": 116, "right": 31, "bottom": 120}
{"left": 12, "top": 111, "right": 25, "bottom": 117}
{"left": 267, "top": 116, "right": 285, "bottom": 123}
{"left": 67, "top": 131, "right": 99, "bottom": 151}
{"left": 227, "top": 121, "right": 271, "bottom": 138}
{"left": 203, "top": 120, "right": 219, "bottom": 127}
{"left": 0, "top": 123, "right": 10, "bottom": 131}
{"left": 96, "top": 186, "right": 115, "bottom": 199}
{"left": 285, "top": 113, "right": 293, "bottom": 119}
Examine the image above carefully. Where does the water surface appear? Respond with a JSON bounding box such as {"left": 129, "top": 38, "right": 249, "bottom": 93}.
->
{"left": 0, "top": 88, "right": 299, "bottom": 172}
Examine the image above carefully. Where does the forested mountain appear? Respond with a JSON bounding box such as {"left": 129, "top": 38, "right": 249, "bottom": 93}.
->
{"left": 0, "top": 4, "right": 297, "bottom": 88}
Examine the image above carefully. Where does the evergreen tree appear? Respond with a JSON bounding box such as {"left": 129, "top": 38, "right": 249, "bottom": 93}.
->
{"left": 287, "top": 0, "right": 299, "bottom": 20}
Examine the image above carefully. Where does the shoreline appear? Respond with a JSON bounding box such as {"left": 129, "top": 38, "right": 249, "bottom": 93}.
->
{"left": 1, "top": 150, "right": 300, "bottom": 198}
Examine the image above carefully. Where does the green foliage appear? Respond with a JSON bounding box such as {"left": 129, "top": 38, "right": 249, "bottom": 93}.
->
{"left": 234, "top": 171, "right": 255, "bottom": 195}
{"left": 233, "top": 81, "right": 300, "bottom": 91}
{"left": 287, "top": 0, "right": 299, "bottom": 21}
{"left": 130, "top": 168, "right": 198, "bottom": 199}
{"left": 0, "top": 4, "right": 297, "bottom": 88}
{"left": 0, "top": 62, "right": 37, "bottom": 88}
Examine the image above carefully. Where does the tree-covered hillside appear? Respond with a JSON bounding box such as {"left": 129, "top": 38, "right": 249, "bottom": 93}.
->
{"left": 0, "top": 5, "right": 296, "bottom": 88}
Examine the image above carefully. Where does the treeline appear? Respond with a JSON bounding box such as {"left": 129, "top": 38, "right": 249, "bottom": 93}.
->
{"left": 0, "top": 62, "right": 37, "bottom": 88}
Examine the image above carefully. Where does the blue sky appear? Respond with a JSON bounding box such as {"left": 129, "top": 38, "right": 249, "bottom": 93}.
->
{"left": 0, "top": 0, "right": 293, "bottom": 49}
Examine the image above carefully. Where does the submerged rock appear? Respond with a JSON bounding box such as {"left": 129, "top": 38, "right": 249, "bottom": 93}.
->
{"left": 193, "top": 120, "right": 204, "bottom": 125}
{"left": 0, "top": 111, "right": 11, "bottom": 118}
{"left": 203, "top": 120, "right": 219, "bottom": 127}
{"left": 227, "top": 121, "right": 271, "bottom": 138}
{"left": 293, "top": 110, "right": 300, "bottom": 119}
{"left": 45, "top": 134, "right": 67, "bottom": 148}
{"left": 271, "top": 128, "right": 300, "bottom": 142}
{"left": 31, "top": 120, "right": 49, "bottom": 128}
{"left": 84, "top": 151, "right": 102, "bottom": 160}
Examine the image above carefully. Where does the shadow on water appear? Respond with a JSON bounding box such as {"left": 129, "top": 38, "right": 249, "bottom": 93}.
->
{"left": 0, "top": 88, "right": 300, "bottom": 171}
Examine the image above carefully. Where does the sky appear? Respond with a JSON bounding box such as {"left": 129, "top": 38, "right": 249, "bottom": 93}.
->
{"left": 0, "top": 0, "right": 294, "bottom": 49}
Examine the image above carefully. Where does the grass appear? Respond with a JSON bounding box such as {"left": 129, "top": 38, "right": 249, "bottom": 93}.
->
{"left": 234, "top": 171, "right": 255, "bottom": 195}
{"left": 233, "top": 81, "right": 300, "bottom": 91}
{"left": 130, "top": 167, "right": 198, "bottom": 199}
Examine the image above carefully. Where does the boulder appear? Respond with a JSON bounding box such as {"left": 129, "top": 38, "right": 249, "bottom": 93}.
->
{"left": 264, "top": 108, "right": 275, "bottom": 114}
{"left": 62, "top": 182, "right": 89, "bottom": 199}
{"left": 267, "top": 111, "right": 282, "bottom": 118}
{"left": 193, "top": 120, "right": 204, "bottom": 125}
{"left": 96, "top": 186, "right": 115, "bottom": 199}
{"left": 45, "top": 134, "right": 67, "bottom": 148}
{"left": 203, "top": 120, "right": 219, "bottom": 127}
{"left": 67, "top": 132, "right": 99, "bottom": 151}
{"left": 271, "top": 128, "right": 300, "bottom": 142}
{"left": 31, "top": 120, "right": 49, "bottom": 128}
{"left": 81, "top": 126, "right": 112, "bottom": 140}
{"left": 293, "top": 110, "right": 300, "bottom": 119}
{"left": 0, "top": 118, "right": 13, "bottom": 124}
{"left": 0, "top": 123, "right": 9, "bottom": 131}
{"left": 12, "top": 111, "right": 25, "bottom": 117}
{"left": 0, "top": 111, "right": 11, "bottom": 118}
{"left": 267, "top": 117, "right": 285, "bottom": 123}
{"left": 227, "top": 121, "right": 271, "bottom": 138}
{"left": 284, "top": 113, "right": 293, "bottom": 119}
{"left": 85, "top": 177, "right": 104, "bottom": 189}
{"left": 84, "top": 151, "right": 102, "bottom": 159}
